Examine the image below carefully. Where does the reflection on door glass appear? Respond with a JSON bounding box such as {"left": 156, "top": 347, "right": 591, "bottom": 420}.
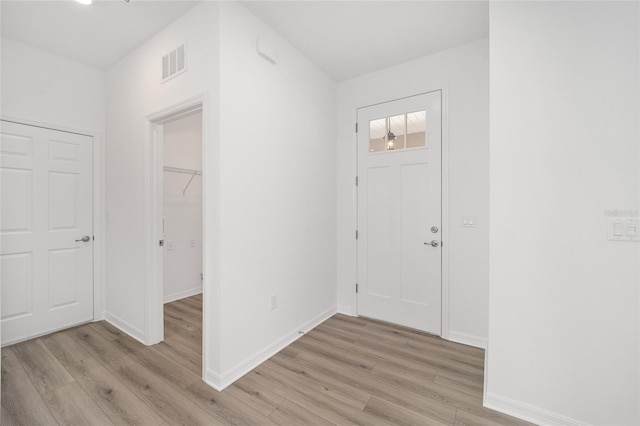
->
{"left": 406, "top": 110, "right": 426, "bottom": 148}
{"left": 369, "top": 118, "right": 386, "bottom": 152}
{"left": 369, "top": 110, "right": 426, "bottom": 153}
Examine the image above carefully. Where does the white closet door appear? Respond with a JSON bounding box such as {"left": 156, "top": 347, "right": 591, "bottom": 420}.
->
{"left": 1, "top": 120, "right": 93, "bottom": 345}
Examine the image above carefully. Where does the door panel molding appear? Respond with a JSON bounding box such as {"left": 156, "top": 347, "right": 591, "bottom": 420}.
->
{"left": 0, "top": 119, "right": 99, "bottom": 346}
{"left": 1, "top": 115, "right": 106, "bottom": 331}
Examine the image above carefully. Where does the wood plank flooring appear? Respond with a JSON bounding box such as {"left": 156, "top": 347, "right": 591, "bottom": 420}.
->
{"left": 1, "top": 295, "right": 532, "bottom": 425}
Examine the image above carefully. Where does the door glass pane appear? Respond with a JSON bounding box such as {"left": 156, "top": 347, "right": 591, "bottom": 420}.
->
{"left": 369, "top": 110, "right": 425, "bottom": 153}
{"left": 369, "top": 118, "right": 386, "bottom": 152}
{"left": 406, "top": 110, "right": 426, "bottom": 148}
{"left": 387, "top": 114, "right": 405, "bottom": 151}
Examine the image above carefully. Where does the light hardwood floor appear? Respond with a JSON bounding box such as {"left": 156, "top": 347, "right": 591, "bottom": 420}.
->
{"left": 1, "top": 295, "right": 531, "bottom": 425}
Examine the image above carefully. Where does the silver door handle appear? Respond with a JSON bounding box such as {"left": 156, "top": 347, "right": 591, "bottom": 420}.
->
{"left": 424, "top": 240, "right": 439, "bottom": 247}
{"left": 75, "top": 236, "right": 91, "bottom": 242}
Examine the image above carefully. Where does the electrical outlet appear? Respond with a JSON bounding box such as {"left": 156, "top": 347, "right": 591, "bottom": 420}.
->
{"left": 270, "top": 294, "right": 278, "bottom": 310}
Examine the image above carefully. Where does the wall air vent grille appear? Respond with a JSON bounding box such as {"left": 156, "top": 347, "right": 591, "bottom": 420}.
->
{"left": 162, "top": 43, "right": 187, "bottom": 83}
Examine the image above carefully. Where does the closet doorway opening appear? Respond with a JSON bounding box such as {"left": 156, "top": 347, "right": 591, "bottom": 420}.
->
{"left": 145, "top": 95, "right": 212, "bottom": 380}
{"left": 160, "top": 110, "right": 203, "bottom": 376}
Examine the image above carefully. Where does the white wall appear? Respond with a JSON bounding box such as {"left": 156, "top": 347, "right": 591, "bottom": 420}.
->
{"left": 104, "top": 1, "right": 219, "bottom": 347}
{"left": 336, "top": 39, "right": 490, "bottom": 348}
{"left": 1, "top": 37, "right": 105, "bottom": 133}
{"left": 217, "top": 1, "right": 337, "bottom": 384}
{"left": 106, "top": 0, "right": 336, "bottom": 389}
{"left": 163, "top": 112, "right": 202, "bottom": 303}
{"left": 164, "top": 112, "right": 202, "bottom": 172}
{"left": 487, "top": 2, "right": 639, "bottom": 425}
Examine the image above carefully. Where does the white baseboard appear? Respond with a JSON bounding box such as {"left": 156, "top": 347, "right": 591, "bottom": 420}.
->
{"left": 163, "top": 287, "right": 203, "bottom": 304}
{"left": 337, "top": 304, "right": 355, "bottom": 316}
{"left": 484, "top": 392, "right": 589, "bottom": 426}
{"left": 104, "top": 312, "right": 146, "bottom": 345}
{"left": 447, "top": 330, "right": 487, "bottom": 349}
{"left": 205, "top": 306, "right": 337, "bottom": 391}
{"left": 204, "top": 369, "right": 224, "bottom": 391}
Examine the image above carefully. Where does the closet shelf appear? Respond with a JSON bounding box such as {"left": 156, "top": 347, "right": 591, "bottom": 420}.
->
{"left": 163, "top": 166, "right": 202, "bottom": 195}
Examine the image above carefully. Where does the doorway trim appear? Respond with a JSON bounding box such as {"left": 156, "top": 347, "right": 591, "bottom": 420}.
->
{"left": 144, "top": 93, "right": 214, "bottom": 380}
{"left": 353, "top": 87, "right": 450, "bottom": 339}
{"left": 0, "top": 115, "right": 106, "bottom": 326}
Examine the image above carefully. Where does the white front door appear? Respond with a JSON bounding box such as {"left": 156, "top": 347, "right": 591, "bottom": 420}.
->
{"left": 1, "top": 120, "right": 94, "bottom": 346}
{"left": 357, "top": 91, "right": 442, "bottom": 334}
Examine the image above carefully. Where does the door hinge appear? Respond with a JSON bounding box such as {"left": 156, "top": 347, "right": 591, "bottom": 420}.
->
{"left": 355, "top": 122, "right": 358, "bottom": 133}
{"left": 355, "top": 176, "right": 358, "bottom": 186}
{"left": 356, "top": 283, "right": 359, "bottom": 293}
{"left": 355, "top": 230, "right": 358, "bottom": 240}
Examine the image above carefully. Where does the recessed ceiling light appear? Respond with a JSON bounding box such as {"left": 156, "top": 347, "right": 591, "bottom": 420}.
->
{"left": 75, "top": 0, "right": 92, "bottom": 5}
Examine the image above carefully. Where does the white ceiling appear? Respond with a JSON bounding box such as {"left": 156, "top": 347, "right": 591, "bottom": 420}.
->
{"left": 1, "top": 1, "right": 489, "bottom": 79}
{"left": 241, "top": 1, "right": 489, "bottom": 81}
{"left": 1, "top": 0, "right": 199, "bottom": 70}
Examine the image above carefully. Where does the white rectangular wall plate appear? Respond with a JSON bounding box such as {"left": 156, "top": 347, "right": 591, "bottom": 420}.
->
{"left": 607, "top": 217, "right": 639, "bottom": 242}
{"left": 461, "top": 215, "right": 476, "bottom": 228}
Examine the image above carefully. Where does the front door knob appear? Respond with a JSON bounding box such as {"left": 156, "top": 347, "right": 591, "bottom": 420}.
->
{"left": 424, "top": 240, "right": 439, "bottom": 247}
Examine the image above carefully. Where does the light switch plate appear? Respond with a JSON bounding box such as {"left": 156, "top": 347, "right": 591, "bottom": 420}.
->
{"left": 607, "top": 218, "right": 639, "bottom": 242}
{"left": 461, "top": 215, "right": 477, "bottom": 228}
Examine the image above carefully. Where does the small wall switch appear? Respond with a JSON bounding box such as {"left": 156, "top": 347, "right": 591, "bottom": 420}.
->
{"left": 270, "top": 294, "right": 278, "bottom": 310}
{"left": 607, "top": 218, "right": 639, "bottom": 242}
{"left": 613, "top": 223, "right": 625, "bottom": 236}
{"left": 461, "top": 215, "right": 477, "bottom": 228}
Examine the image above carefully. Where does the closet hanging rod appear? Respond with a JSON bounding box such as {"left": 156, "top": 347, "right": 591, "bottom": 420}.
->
{"left": 163, "top": 166, "right": 202, "bottom": 195}
{"left": 163, "top": 166, "right": 202, "bottom": 175}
